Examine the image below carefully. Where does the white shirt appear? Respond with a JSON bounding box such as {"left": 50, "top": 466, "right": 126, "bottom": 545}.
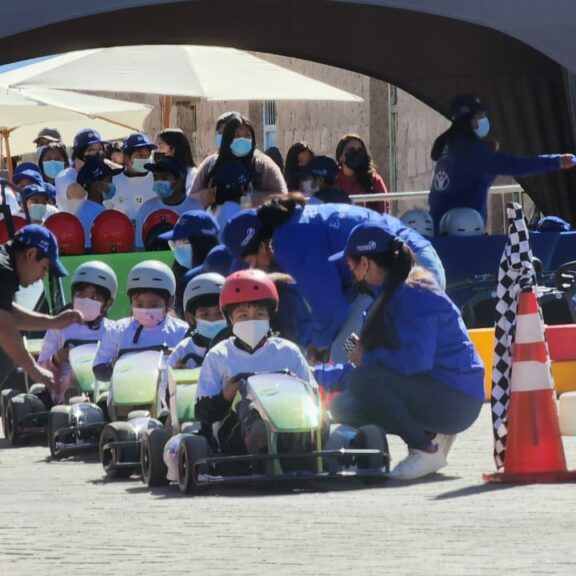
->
{"left": 168, "top": 335, "right": 205, "bottom": 369}
{"left": 197, "top": 336, "right": 312, "bottom": 400}
{"left": 134, "top": 194, "right": 204, "bottom": 249}
{"left": 109, "top": 171, "right": 155, "bottom": 221}
{"left": 208, "top": 201, "right": 241, "bottom": 238}
{"left": 186, "top": 167, "right": 198, "bottom": 194}
{"left": 55, "top": 167, "right": 83, "bottom": 213}
{"left": 75, "top": 199, "right": 106, "bottom": 248}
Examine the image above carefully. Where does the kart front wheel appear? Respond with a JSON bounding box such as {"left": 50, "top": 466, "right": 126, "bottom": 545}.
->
{"left": 141, "top": 428, "right": 170, "bottom": 487}
{"left": 5, "top": 396, "right": 33, "bottom": 446}
{"left": 1, "top": 388, "right": 18, "bottom": 420}
{"left": 99, "top": 422, "right": 138, "bottom": 479}
{"left": 178, "top": 435, "right": 210, "bottom": 495}
{"left": 354, "top": 424, "right": 390, "bottom": 484}
{"left": 48, "top": 406, "right": 72, "bottom": 458}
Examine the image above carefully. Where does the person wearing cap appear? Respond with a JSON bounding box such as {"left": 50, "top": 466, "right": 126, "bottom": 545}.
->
{"left": 134, "top": 157, "right": 203, "bottom": 249}
{"left": 33, "top": 128, "right": 62, "bottom": 158}
{"left": 18, "top": 184, "right": 59, "bottom": 224}
{"left": 155, "top": 128, "right": 197, "bottom": 194}
{"left": 429, "top": 94, "right": 576, "bottom": 233}
{"left": 328, "top": 221, "right": 484, "bottom": 480}
{"left": 158, "top": 209, "right": 220, "bottom": 317}
{"left": 10, "top": 164, "right": 44, "bottom": 214}
{"left": 184, "top": 244, "right": 233, "bottom": 282}
{"left": 0, "top": 224, "right": 81, "bottom": 391}
{"left": 54, "top": 128, "right": 108, "bottom": 214}
{"left": 38, "top": 142, "right": 69, "bottom": 186}
{"left": 75, "top": 158, "right": 122, "bottom": 248}
{"left": 108, "top": 133, "right": 157, "bottom": 221}
{"left": 301, "top": 155, "right": 350, "bottom": 205}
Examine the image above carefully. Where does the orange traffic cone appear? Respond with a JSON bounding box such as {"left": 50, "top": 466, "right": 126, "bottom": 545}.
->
{"left": 484, "top": 288, "right": 576, "bottom": 483}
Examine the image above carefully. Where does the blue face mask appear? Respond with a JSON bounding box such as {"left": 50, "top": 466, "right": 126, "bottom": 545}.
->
{"left": 215, "top": 134, "right": 223, "bottom": 149}
{"left": 42, "top": 160, "right": 65, "bottom": 179}
{"left": 174, "top": 244, "right": 193, "bottom": 268}
{"left": 131, "top": 158, "right": 150, "bottom": 173}
{"left": 230, "top": 137, "right": 253, "bottom": 158}
{"left": 103, "top": 183, "right": 117, "bottom": 200}
{"left": 474, "top": 117, "right": 490, "bottom": 139}
{"left": 153, "top": 180, "right": 173, "bottom": 199}
{"left": 196, "top": 318, "right": 227, "bottom": 340}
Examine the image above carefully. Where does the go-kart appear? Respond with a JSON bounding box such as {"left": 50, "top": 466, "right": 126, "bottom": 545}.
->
{"left": 99, "top": 348, "right": 168, "bottom": 479}
{"left": 47, "top": 342, "right": 110, "bottom": 458}
{"left": 171, "top": 371, "right": 389, "bottom": 495}
{"left": 140, "top": 366, "right": 200, "bottom": 487}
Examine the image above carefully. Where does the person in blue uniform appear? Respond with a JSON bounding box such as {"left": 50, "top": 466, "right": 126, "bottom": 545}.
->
{"left": 329, "top": 221, "right": 485, "bottom": 480}
{"left": 429, "top": 94, "right": 576, "bottom": 232}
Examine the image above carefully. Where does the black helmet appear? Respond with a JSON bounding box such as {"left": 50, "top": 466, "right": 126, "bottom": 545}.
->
{"left": 449, "top": 94, "right": 487, "bottom": 122}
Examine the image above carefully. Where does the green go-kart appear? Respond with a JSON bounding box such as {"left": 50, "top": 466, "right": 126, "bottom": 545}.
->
{"left": 140, "top": 366, "right": 201, "bottom": 487}
{"left": 99, "top": 348, "right": 168, "bottom": 479}
{"left": 171, "top": 371, "right": 389, "bottom": 495}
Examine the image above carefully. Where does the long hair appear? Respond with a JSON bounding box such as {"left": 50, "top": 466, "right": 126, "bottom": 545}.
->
{"left": 430, "top": 117, "right": 481, "bottom": 162}
{"left": 335, "top": 134, "right": 377, "bottom": 193}
{"left": 284, "top": 141, "right": 314, "bottom": 191}
{"left": 157, "top": 129, "right": 195, "bottom": 169}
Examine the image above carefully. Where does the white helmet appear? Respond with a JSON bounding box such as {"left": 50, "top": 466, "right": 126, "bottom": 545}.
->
{"left": 183, "top": 273, "right": 225, "bottom": 312}
{"left": 400, "top": 209, "right": 434, "bottom": 237}
{"left": 439, "top": 208, "right": 485, "bottom": 236}
{"left": 127, "top": 260, "right": 176, "bottom": 297}
{"left": 71, "top": 261, "right": 118, "bottom": 299}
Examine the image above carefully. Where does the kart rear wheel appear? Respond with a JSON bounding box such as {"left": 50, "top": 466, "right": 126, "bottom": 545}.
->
{"left": 141, "top": 428, "right": 170, "bottom": 487}
{"left": 354, "top": 425, "right": 390, "bottom": 484}
{"left": 1, "top": 388, "right": 18, "bottom": 420}
{"left": 48, "top": 406, "right": 72, "bottom": 458}
{"left": 99, "top": 422, "right": 138, "bottom": 479}
{"left": 5, "top": 396, "right": 33, "bottom": 446}
{"left": 178, "top": 435, "right": 210, "bottom": 495}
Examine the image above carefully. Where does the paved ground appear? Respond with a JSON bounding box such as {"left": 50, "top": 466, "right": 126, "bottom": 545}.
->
{"left": 1, "top": 405, "right": 576, "bottom": 576}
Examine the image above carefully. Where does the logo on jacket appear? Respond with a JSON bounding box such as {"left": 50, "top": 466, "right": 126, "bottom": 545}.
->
{"left": 433, "top": 170, "right": 450, "bottom": 191}
{"left": 356, "top": 240, "right": 376, "bottom": 252}
{"left": 241, "top": 227, "right": 255, "bottom": 247}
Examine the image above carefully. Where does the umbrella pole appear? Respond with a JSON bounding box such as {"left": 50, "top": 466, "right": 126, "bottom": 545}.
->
{"left": 1, "top": 130, "right": 13, "bottom": 182}
{"left": 162, "top": 95, "right": 173, "bottom": 128}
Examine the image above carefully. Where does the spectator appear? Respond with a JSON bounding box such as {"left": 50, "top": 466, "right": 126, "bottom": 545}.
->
{"left": 303, "top": 155, "right": 350, "bottom": 205}
{"left": 155, "top": 128, "right": 197, "bottom": 194}
{"left": 39, "top": 143, "right": 69, "bottom": 185}
{"left": 105, "top": 142, "right": 125, "bottom": 166}
{"left": 284, "top": 141, "right": 314, "bottom": 192}
{"left": 264, "top": 146, "right": 284, "bottom": 172}
{"left": 19, "top": 184, "right": 59, "bottom": 224}
{"left": 33, "top": 128, "right": 62, "bottom": 158}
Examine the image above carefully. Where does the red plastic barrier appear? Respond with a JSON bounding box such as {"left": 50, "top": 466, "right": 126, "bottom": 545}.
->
{"left": 546, "top": 325, "right": 576, "bottom": 362}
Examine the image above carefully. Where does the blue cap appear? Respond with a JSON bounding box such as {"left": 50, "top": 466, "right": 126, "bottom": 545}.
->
{"left": 15, "top": 162, "right": 41, "bottom": 175}
{"left": 221, "top": 209, "right": 263, "bottom": 259}
{"left": 328, "top": 221, "right": 403, "bottom": 262}
{"left": 214, "top": 162, "right": 253, "bottom": 188}
{"left": 537, "top": 216, "right": 571, "bottom": 232}
{"left": 43, "top": 182, "right": 56, "bottom": 201}
{"left": 77, "top": 159, "right": 121, "bottom": 189}
{"left": 73, "top": 128, "right": 107, "bottom": 150}
{"left": 144, "top": 157, "right": 186, "bottom": 178}
{"left": 13, "top": 169, "right": 44, "bottom": 187}
{"left": 12, "top": 224, "right": 68, "bottom": 277}
{"left": 21, "top": 184, "right": 51, "bottom": 201}
{"left": 122, "top": 132, "right": 158, "bottom": 153}
{"left": 158, "top": 210, "right": 219, "bottom": 242}
{"left": 184, "top": 245, "right": 233, "bottom": 281}
{"left": 306, "top": 155, "right": 338, "bottom": 180}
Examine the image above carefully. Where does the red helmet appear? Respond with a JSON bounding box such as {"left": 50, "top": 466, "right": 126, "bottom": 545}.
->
{"left": 44, "top": 212, "right": 85, "bottom": 255}
{"left": 142, "top": 209, "right": 179, "bottom": 250}
{"left": 91, "top": 210, "right": 135, "bottom": 254}
{"left": 0, "top": 216, "right": 27, "bottom": 244}
{"left": 220, "top": 269, "right": 279, "bottom": 312}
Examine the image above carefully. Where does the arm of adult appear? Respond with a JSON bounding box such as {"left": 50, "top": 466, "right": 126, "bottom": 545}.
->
{"left": 10, "top": 303, "right": 82, "bottom": 332}
{"left": 251, "top": 153, "right": 288, "bottom": 207}
{"left": 67, "top": 182, "right": 88, "bottom": 200}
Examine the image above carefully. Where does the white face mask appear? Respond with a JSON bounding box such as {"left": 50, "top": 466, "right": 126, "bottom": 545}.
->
{"left": 132, "top": 157, "right": 151, "bottom": 173}
{"left": 232, "top": 319, "right": 269, "bottom": 350}
{"left": 132, "top": 307, "right": 166, "bottom": 328}
{"left": 28, "top": 204, "right": 48, "bottom": 222}
{"left": 73, "top": 297, "right": 103, "bottom": 322}
{"left": 196, "top": 318, "right": 227, "bottom": 340}
{"left": 301, "top": 179, "right": 319, "bottom": 197}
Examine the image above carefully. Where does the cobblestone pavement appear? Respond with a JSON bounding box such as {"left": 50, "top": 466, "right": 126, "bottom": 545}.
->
{"left": 1, "top": 405, "right": 576, "bottom": 576}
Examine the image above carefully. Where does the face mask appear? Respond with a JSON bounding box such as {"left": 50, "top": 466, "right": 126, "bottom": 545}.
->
{"left": 215, "top": 134, "right": 223, "bottom": 149}
{"left": 233, "top": 319, "right": 269, "bottom": 349}
{"left": 474, "top": 117, "right": 490, "bottom": 139}
{"left": 153, "top": 180, "right": 173, "bottom": 199}
{"left": 28, "top": 204, "right": 48, "bottom": 222}
{"left": 132, "top": 307, "right": 166, "bottom": 328}
{"left": 301, "top": 179, "right": 319, "bottom": 197}
{"left": 132, "top": 158, "right": 150, "bottom": 173}
{"left": 103, "top": 183, "right": 117, "bottom": 201}
{"left": 43, "top": 160, "right": 65, "bottom": 179}
{"left": 36, "top": 145, "right": 47, "bottom": 157}
{"left": 344, "top": 148, "right": 369, "bottom": 172}
{"left": 230, "top": 137, "right": 253, "bottom": 158}
{"left": 196, "top": 318, "right": 227, "bottom": 340}
{"left": 174, "top": 244, "right": 193, "bottom": 268}
{"left": 73, "top": 297, "right": 103, "bottom": 322}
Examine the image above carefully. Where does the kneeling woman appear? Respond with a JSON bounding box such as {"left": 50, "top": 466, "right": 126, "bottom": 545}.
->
{"left": 331, "top": 222, "right": 484, "bottom": 480}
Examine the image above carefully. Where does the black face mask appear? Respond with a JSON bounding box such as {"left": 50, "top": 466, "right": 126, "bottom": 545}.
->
{"left": 344, "top": 148, "right": 369, "bottom": 172}
{"left": 83, "top": 150, "right": 105, "bottom": 161}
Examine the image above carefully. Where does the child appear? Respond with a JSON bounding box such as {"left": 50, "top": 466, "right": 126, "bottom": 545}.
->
{"left": 19, "top": 184, "right": 59, "bottom": 224}
{"left": 168, "top": 273, "right": 226, "bottom": 369}
{"left": 93, "top": 260, "right": 188, "bottom": 384}
{"left": 38, "top": 261, "right": 117, "bottom": 404}
{"left": 196, "top": 269, "right": 313, "bottom": 454}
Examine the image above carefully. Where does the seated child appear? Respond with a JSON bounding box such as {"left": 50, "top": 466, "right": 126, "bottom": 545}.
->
{"left": 195, "top": 269, "right": 313, "bottom": 455}
{"left": 168, "top": 273, "right": 227, "bottom": 369}
{"left": 38, "top": 261, "right": 117, "bottom": 404}
{"left": 93, "top": 260, "right": 188, "bottom": 384}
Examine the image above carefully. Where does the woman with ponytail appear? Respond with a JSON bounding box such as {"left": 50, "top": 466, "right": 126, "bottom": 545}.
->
{"left": 331, "top": 221, "right": 484, "bottom": 480}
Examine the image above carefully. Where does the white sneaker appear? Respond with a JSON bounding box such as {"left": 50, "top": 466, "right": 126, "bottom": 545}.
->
{"left": 433, "top": 433, "right": 457, "bottom": 457}
{"left": 390, "top": 448, "right": 447, "bottom": 480}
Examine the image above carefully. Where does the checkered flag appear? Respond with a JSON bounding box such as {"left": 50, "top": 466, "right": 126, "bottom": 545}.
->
{"left": 491, "top": 203, "right": 537, "bottom": 468}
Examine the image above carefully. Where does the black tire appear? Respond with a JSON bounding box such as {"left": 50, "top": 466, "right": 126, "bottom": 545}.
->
{"left": 1, "top": 388, "right": 18, "bottom": 420}
{"left": 99, "top": 422, "right": 138, "bottom": 479}
{"left": 141, "top": 428, "right": 171, "bottom": 487}
{"left": 178, "top": 435, "right": 210, "bottom": 495}
{"left": 5, "top": 396, "right": 33, "bottom": 446}
{"left": 48, "top": 406, "right": 72, "bottom": 458}
{"left": 354, "top": 425, "right": 390, "bottom": 484}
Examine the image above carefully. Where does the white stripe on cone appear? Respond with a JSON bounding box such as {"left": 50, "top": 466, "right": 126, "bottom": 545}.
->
{"left": 515, "top": 313, "right": 544, "bottom": 344}
{"left": 511, "top": 361, "right": 554, "bottom": 392}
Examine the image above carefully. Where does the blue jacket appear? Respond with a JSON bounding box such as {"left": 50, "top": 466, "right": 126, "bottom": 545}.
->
{"left": 361, "top": 282, "right": 485, "bottom": 399}
{"left": 429, "top": 134, "right": 561, "bottom": 228}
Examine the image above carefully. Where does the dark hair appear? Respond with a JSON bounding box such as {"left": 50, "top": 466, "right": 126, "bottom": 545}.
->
{"left": 284, "top": 142, "right": 314, "bottom": 191}
{"left": 264, "top": 146, "right": 284, "bottom": 172}
{"left": 128, "top": 287, "right": 171, "bottom": 305}
{"left": 224, "top": 298, "right": 276, "bottom": 319}
{"left": 431, "top": 117, "right": 482, "bottom": 162}
{"left": 205, "top": 114, "right": 256, "bottom": 186}
{"left": 186, "top": 293, "right": 220, "bottom": 315}
{"left": 335, "top": 134, "right": 377, "bottom": 193}
{"left": 215, "top": 111, "right": 241, "bottom": 132}
{"left": 12, "top": 243, "right": 47, "bottom": 261}
{"left": 190, "top": 235, "right": 219, "bottom": 268}
{"left": 39, "top": 143, "right": 69, "bottom": 177}
{"left": 71, "top": 281, "right": 111, "bottom": 302}
{"left": 104, "top": 142, "right": 123, "bottom": 160}
{"left": 157, "top": 129, "right": 195, "bottom": 169}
